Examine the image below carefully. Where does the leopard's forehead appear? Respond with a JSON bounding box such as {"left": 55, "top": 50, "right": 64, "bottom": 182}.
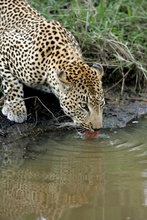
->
{"left": 65, "top": 67, "right": 103, "bottom": 96}
{"left": 66, "top": 78, "right": 103, "bottom": 105}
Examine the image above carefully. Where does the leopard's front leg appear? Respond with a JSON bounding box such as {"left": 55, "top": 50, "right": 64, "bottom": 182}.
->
{"left": 1, "top": 69, "right": 27, "bottom": 123}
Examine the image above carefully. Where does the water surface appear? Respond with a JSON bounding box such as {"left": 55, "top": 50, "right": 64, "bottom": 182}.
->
{"left": 0, "top": 116, "right": 147, "bottom": 220}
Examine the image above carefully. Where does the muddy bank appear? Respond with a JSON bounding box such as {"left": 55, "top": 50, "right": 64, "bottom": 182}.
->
{"left": 0, "top": 88, "right": 147, "bottom": 156}
{"left": 103, "top": 90, "right": 147, "bottom": 128}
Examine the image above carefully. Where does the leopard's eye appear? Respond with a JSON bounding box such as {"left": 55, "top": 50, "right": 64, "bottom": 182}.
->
{"left": 79, "top": 102, "right": 89, "bottom": 111}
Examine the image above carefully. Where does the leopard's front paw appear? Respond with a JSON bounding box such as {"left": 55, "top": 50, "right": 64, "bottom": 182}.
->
{"left": 2, "top": 101, "right": 27, "bottom": 123}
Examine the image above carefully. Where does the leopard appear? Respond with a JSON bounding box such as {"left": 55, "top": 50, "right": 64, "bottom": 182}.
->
{"left": 0, "top": 151, "right": 104, "bottom": 220}
{"left": 0, "top": 0, "right": 105, "bottom": 134}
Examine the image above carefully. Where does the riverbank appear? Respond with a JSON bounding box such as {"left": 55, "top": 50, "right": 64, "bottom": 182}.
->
{"left": 0, "top": 88, "right": 147, "bottom": 164}
{"left": 0, "top": 87, "right": 147, "bottom": 147}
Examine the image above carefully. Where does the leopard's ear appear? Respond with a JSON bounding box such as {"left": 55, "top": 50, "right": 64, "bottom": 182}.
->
{"left": 56, "top": 69, "right": 70, "bottom": 84}
{"left": 93, "top": 63, "right": 104, "bottom": 78}
{"left": 56, "top": 69, "right": 71, "bottom": 90}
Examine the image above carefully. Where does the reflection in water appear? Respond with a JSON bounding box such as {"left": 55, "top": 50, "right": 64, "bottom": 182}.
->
{"left": 0, "top": 116, "right": 147, "bottom": 220}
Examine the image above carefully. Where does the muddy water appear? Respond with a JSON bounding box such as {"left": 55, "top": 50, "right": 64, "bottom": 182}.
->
{"left": 0, "top": 116, "right": 147, "bottom": 220}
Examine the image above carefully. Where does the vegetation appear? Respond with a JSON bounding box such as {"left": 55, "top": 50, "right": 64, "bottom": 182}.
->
{"left": 1, "top": 0, "right": 147, "bottom": 96}
{"left": 29, "top": 0, "right": 147, "bottom": 93}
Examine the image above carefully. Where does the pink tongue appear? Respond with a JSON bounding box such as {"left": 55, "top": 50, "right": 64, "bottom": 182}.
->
{"left": 83, "top": 131, "right": 99, "bottom": 138}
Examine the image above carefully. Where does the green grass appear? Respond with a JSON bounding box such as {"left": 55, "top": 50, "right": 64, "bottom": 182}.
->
{"left": 29, "top": 0, "right": 147, "bottom": 92}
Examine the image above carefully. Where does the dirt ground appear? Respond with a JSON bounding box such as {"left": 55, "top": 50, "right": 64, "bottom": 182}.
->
{"left": 103, "top": 88, "right": 147, "bottom": 128}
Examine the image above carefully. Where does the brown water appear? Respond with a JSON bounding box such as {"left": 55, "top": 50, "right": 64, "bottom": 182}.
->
{"left": 0, "top": 116, "right": 147, "bottom": 220}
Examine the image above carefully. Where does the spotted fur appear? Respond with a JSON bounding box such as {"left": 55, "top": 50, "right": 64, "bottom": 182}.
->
{"left": 0, "top": 0, "right": 104, "bottom": 132}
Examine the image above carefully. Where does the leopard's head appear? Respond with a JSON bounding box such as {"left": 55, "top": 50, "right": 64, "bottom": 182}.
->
{"left": 57, "top": 62, "right": 105, "bottom": 134}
